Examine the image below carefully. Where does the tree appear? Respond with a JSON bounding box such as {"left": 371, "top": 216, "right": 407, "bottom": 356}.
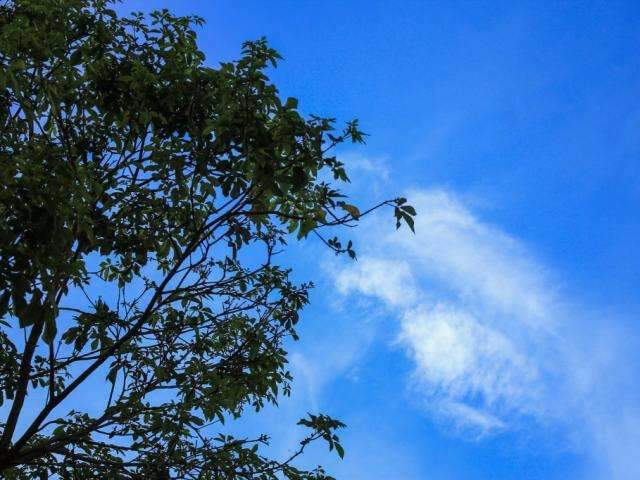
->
{"left": 0, "top": 1, "right": 415, "bottom": 478}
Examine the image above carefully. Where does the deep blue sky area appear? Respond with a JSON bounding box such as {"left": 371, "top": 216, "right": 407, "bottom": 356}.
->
{"left": 111, "top": 2, "right": 640, "bottom": 478}
{"left": 130, "top": 0, "right": 640, "bottom": 307}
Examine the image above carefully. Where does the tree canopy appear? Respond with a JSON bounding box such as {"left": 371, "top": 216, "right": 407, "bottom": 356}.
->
{"left": 0, "top": 1, "right": 415, "bottom": 478}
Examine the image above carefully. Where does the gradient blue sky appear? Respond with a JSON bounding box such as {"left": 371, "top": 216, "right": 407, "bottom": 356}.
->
{"left": 86, "top": 1, "right": 640, "bottom": 478}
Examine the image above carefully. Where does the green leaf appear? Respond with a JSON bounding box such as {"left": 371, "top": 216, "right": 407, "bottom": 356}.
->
{"left": 191, "top": 416, "right": 204, "bottom": 426}
{"left": 0, "top": 290, "right": 10, "bottom": 317}
{"left": 401, "top": 205, "right": 416, "bottom": 216}
{"left": 335, "top": 443, "right": 345, "bottom": 459}
{"left": 42, "top": 306, "right": 57, "bottom": 344}
{"left": 106, "top": 365, "right": 118, "bottom": 385}
{"left": 202, "top": 122, "right": 216, "bottom": 136}
{"left": 19, "top": 289, "right": 42, "bottom": 328}
{"left": 287, "top": 220, "right": 299, "bottom": 233}
{"left": 403, "top": 211, "right": 415, "bottom": 233}
{"left": 10, "top": 58, "right": 25, "bottom": 71}
{"left": 297, "top": 218, "right": 316, "bottom": 239}
{"left": 69, "top": 48, "right": 83, "bottom": 66}
{"left": 284, "top": 97, "right": 298, "bottom": 109}
{"left": 340, "top": 203, "right": 360, "bottom": 219}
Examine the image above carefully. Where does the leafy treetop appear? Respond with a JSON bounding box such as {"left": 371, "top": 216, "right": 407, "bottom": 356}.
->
{"left": 0, "top": 0, "right": 415, "bottom": 478}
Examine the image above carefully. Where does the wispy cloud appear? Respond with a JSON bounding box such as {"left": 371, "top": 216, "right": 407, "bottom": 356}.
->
{"left": 341, "top": 152, "right": 391, "bottom": 181}
{"left": 335, "top": 190, "right": 556, "bottom": 430}
{"left": 333, "top": 187, "right": 640, "bottom": 478}
{"left": 399, "top": 304, "right": 539, "bottom": 431}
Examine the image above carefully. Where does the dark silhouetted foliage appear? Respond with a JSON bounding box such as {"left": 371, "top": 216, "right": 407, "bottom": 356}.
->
{"left": 0, "top": 1, "right": 415, "bottom": 478}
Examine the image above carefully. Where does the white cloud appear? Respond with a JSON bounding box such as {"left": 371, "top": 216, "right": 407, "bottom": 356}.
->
{"left": 399, "top": 305, "right": 539, "bottom": 412}
{"left": 335, "top": 189, "right": 555, "bottom": 428}
{"left": 390, "top": 190, "right": 555, "bottom": 328}
{"left": 333, "top": 187, "right": 640, "bottom": 479}
{"left": 438, "top": 401, "right": 506, "bottom": 435}
{"left": 335, "top": 257, "right": 418, "bottom": 307}
{"left": 340, "top": 152, "right": 390, "bottom": 181}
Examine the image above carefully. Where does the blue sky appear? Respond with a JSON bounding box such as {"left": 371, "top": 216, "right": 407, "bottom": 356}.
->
{"left": 177, "top": 2, "right": 639, "bottom": 478}
{"left": 39, "top": 1, "right": 640, "bottom": 478}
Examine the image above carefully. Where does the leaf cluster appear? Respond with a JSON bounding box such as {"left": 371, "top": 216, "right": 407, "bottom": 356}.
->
{"left": 0, "top": 1, "right": 415, "bottom": 478}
